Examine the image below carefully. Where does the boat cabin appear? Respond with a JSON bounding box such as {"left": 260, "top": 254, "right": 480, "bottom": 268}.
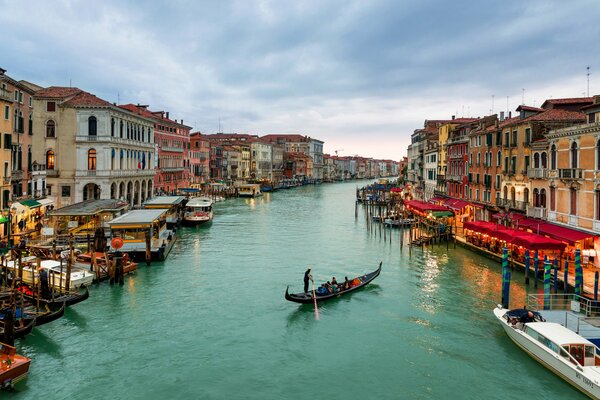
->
{"left": 525, "top": 322, "right": 600, "bottom": 367}
{"left": 107, "top": 209, "right": 176, "bottom": 261}
{"left": 142, "top": 196, "right": 185, "bottom": 228}
{"left": 47, "top": 199, "right": 129, "bottom": 237}
{"left": 237, "top": 184, "right": 262, "bottom": 197}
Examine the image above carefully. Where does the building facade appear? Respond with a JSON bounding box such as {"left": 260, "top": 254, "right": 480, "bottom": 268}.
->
{"left": 32, "top": 88, "right": 156, "bottom": 208}
{"left": 189, "top": 132, "right": 210, "bottom": 187}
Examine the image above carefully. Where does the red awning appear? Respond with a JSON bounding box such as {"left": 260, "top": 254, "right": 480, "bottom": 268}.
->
{"left": 464, "top": 221, "right": 507, "bottom": 235}
{"left": 406, "top": 200, "right": 451, "bottom": 213}
{"left": 444, "top": 198, "right": 471, "bottom": 211}
{"left": 535, "top": 223, "right": 593, "bottom": 245}
{"left": 511, "top": 231, "right": 567, "bottom": 251}
{"left": 390, "top": 187, "right": 402, "bottom": 193}
{"left": 491, "top": 212, "right": 526, "bottom": 221}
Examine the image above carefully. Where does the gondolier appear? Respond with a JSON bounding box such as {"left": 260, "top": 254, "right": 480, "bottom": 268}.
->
{"left": 303, "top": 267, "right": 313, "bottom": 293}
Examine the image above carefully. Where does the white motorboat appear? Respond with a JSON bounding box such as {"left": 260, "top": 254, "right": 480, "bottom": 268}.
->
{"left": 494, "top": 305, "right": 600, "bottom": 399}
{"left": 183, "top": 197, "right": 213, "bottom": 225}
{"left": 5, "top": 258, "right": 95, "bottom": 290}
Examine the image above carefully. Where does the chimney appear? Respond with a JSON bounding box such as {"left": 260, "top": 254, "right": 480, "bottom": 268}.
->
{"left": 508, "top": 111, "right": 512, "bottom": 119}
{"left": 181, "top": 119, "right": 184, "bottom": 125}
{"left": 499, "top": 111, "right": 505, "bottom": 121}
{"left": 0, "top": 68, "right": 5, "bottom": 76}
{"left": 166, "top": 112, "right": 170, "bottom": 119}
{"left": 452, "top": 115, "right": 455, "bottom": 120}
{"left": 495, "top": 119, "right": 499, "bottom": 128}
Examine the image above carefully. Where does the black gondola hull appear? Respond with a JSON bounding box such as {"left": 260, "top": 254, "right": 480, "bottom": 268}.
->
{"left": 285, "top": 262, "right": 382, "bottom": 304}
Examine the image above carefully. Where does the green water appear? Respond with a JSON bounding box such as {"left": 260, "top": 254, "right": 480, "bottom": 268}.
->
{"left": 11, "top": 181, "right": 585, "bottom": 399}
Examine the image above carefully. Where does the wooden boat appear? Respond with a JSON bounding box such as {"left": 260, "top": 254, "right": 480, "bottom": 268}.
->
{"left": 16, "top": 284, "right": 89, "bottom": 308}
{"left": 0, "top": 290, "right": 64, "bottom": 327}
{"left": 285, "top": 262, "right": 382, "bottom": 304}
{"left": 0, "top": 316, "right": 35, "bottom": 340}
{"left": 0, "top": 342, "right": 31, "bottom": 390}
{"left": 75, "top": 252, "right": 137, "bottom": 280}
{"left": 26, "top": 302, "right": 65, "bottom": 327}
{"left": 4, "top": 257, "right": 95, "bottom": 290}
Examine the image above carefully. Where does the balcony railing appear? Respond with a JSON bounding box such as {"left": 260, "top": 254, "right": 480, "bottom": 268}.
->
{"left": 528, "top": 168, "right": 549, "bottom": 179}
{"left": 161, "top": 146, "right": 184, "bottom": 153}
{"left": 526, "top": 206, "right": 547, "bottom": 219}
{"left": 496, "top": 198, "right": 529, "bottom": 211}
{"left": 46, "top": 169, "right": 60, "bottom": 177}
{"left": 447, "top": 174, "right": 463, "bottom": 181}
{"left": 558, "top": 168, "right": 583, "bottom": 180}
{"left": 75, "top": 169, "right": 156, "bottom": 178}
{"left": 0, "top": 88, "right": 11, "bottom": 102}
{"left": 75, "top": 135, "right": 154, "bottom": 148}
{"left": 11, "top": 170, "right": 23, "bottom": 181}
{"left": 160, "top": 167, "right": 184, "bottom": 172}
{"left": 502, "top": 169, "right": 516, "bottom": 176}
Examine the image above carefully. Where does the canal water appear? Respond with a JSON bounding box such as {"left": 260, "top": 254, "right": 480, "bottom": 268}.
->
{"left": 13, "top": 181, "right": 584, "bottom": 399}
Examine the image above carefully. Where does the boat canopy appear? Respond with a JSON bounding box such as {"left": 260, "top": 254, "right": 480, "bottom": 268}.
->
{"left": 143, "top": 196, "right": 185, "bottom": 207}
{"left": 527, "top": 322, "right": 596, "bottom": 346}
{"left": 108, "top": 209, "right": 166, "bottom": 227}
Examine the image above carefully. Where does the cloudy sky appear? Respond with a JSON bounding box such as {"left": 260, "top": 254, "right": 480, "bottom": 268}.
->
{"left": 1, "top": 0, "right": 599, "bottom": 159}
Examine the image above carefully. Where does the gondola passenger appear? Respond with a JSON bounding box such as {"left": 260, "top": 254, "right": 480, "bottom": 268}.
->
{"left": 343, "top": 277, "right": 350, "bottom": 291}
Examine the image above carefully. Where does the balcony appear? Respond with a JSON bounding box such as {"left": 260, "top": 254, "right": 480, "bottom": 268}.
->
{"left": 568, "top": 215, "right": 579, "bottom": 226}
{"left": 502, "top": 169, "right": 516, "bottom": 176}
{"left": 436, "top": 174, "right": 445, "bottom": 183}
{"left": 0, "top": 88, "right": 11, "bottom": 102}
{"left": 161, "top": 146, "right": 184, "bottom": 153}
{"left": 160, "top": 167, "right": 184, "bottom": 172}
{"left": 558, "top": 168, "right": 583, "bottom": 180}
{"left": 75, "top": 169, "right": 156, "bottom": 178}
{"left": 447, "top": 174, "right": 463, "bottom": 181}
{"left": 46, "top": 169, "right": 60, "bottom": 177}
{"left": 484, "top": 181, "right": 492, "bottom": 189}
{"left": 75, "top": 135, "right": 154, "bottom": 149}
{"left": 11, "top": 170, "right": 23, "bottom": 181}
{"left": 528, "top": 168, "right": 549, "bottom": 179}
{"left": 496, "top": 198, "right": 529, "bottom": 211}
{"left": 526, "top": 206, "right": 547, "bottom": 219}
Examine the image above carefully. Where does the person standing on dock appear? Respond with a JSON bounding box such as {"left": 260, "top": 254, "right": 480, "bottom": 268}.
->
{"left": 304, "top": 267, "right": 313, "bottom": 293}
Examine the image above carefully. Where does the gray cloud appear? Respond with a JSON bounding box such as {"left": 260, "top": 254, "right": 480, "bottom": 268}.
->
{"left": 1, "top": 0, "right": 599, "bottom": 159}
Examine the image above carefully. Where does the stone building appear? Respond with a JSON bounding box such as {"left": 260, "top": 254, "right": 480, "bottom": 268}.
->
{"left": 32, "top": 87, "right": 156, "bottom": 208}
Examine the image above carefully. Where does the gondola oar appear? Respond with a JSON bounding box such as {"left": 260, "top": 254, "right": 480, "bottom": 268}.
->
{"left": 311, "top": 280, "right": 319, "bottom": 320}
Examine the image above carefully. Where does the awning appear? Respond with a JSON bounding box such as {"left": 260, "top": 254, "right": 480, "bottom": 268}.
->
{"left": 405, "top": 200, "right": 451, "bottom": 213}
{"left": 10, "top": 202, "right": 28, "bottom": 214}
{"left": 511, "top": 231, "right": 567, "bottom": 251}
{"left": 37, "top": 198, "right": 54, "bottom": 207}
{"left": 390, "top": 187, "right": 402, "bottom": 193}
{"left": 431, "top": 211, "right": 454, "bottom": 218}
{"left": 19, "top": 199, "right": 41, "bottom": 208}
{"left": 445, "top": 198, "right": 471, "bottom": 211}
{"left": 535, "top": 223, "right": 593, "bottom": 245}
{"left": 492, "top": 212, "right": 526, "bottom": 221}
{"left": 0, "top": 216, "right": 8, "bottom": 224}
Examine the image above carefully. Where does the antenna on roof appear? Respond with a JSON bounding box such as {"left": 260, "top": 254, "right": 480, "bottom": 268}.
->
{"left": 117, "top": 92, "right": 120, "bottom": 105}
{"left": 490, "top": 94, "right": 495, "bottom": 114}
{"left": 69, "top": 78, "right": 72, "bottom": 88}
{"left": 587, "top": 66, "right": 591, "bottom": 97}
{"left": 506, "top": 96, "right": 509, "bottom": 114}
{"left": 521, "top": 88, "right": 525, "bottom": 105}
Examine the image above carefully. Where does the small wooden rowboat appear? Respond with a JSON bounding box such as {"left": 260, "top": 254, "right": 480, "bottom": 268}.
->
{"left": 285, "top": 262, "right": 382, "bottom": 304}
{"left": 0, "top": 342, "right": 31, "bottom": 390}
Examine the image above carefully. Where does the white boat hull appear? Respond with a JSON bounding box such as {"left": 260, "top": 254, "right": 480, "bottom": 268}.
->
{"left": 494, "top": 308, "right": 600, "bottom": 399}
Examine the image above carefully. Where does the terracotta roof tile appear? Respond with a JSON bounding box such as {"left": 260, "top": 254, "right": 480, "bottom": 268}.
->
{"left": 542, "top": 97, "right": 593, "bottom": 106}
{"left": 260, "top": 134, "right": 309, "bottom": 143}
{"left": 525, "top": 108, "right": 586, "bottom": 122}
{"left": 61, "top": 91, "right": 113, "bottom": 107}
{"left": 516, "top": 105, "right": 544, "bottom": 112}
{"left": 34, "top": 86, "right": 82, "bottom": 99}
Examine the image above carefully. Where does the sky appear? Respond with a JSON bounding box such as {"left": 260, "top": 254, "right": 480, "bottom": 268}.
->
{"left": 1, "top": 0, "right": 599, "bottom": 160}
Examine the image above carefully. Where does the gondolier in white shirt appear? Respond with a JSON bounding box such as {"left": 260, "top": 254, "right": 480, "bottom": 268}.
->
{"left": 303, "top": 267, "right": 313, "bottom": 293}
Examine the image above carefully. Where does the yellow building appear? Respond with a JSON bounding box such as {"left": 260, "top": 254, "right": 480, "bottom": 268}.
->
{"left": 500, "top": 105, "right": 586, "bottom": 214}
{"left": 546, "top": 96, "right": 600, "bottom": 234}
{"left": 0, "top": 69, "right": 12, "bottom": 209}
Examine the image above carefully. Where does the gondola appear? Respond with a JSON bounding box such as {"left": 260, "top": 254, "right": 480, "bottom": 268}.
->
{"left": 28, "top": 301, "right": 66, "bottom": 326}
{"left": 285, "top": 262, "right": 382, "bottom": 304}
{"left": 16, "top": 285, "right": 89, "bottom": 308}
{"left": 0, "top": 316, "right": 35, "bottom": 340}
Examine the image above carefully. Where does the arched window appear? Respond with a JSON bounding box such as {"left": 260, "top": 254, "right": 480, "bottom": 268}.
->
{"left": 540, "top": 188, "right": 547, "bottom": 208}
{"left": 497, "top": 150, "right": 501, "bottom": 166}
{"left": 510, "top": 186, "right": 516, "bottom": 203}
{"left": 46, "top": 120, "right": 56, "bottom": 138}
{"left": 533, "top": 188, "right": 539, "bottom": 207}
{"left": 571, "top": 142, "right": 578, "bottom": 168}
{"left": 540, "top": 152, "right": 547, "bottom": 168}
{"left": 503, "top": 186, "right": 508, "bottom": 200}
{"left": 533, "top": 153, "right": 540, "bottom": 168}
{"left": 46, "top": 150, "right": 55, "bottom": 170}
{"left": 88, "top": 149, "right": 97, "bottom": 170}
{"left": 550, "top": 187, "right": 555, "bottom": 211}
{"left": 523, "top": 187, "right": 529, "bottom": 205}
{"left": 570, "top": 188, "right": 577, "bottom": 215}
{"left": 111, "top": 118, "right": 115, "bottom": 137}
{"left": 28, "top": 114, "right": 32, "bottom": 135}
{"left": 550, "top": 144, "right": 557, "bottom": 170}
{"left": 88, "top": 116, "right": 97, "bottom": 136}
{"left": 120, "top": 121, "right": 124, "bottom": 138}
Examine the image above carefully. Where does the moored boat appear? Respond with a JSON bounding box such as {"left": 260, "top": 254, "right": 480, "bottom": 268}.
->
{"left": 285, "top": 262, "right": 382, "bottom": 304}
{"left": 494, "top": 305, "right": 600, "bottom": 399}
{"left": 0, "top": 342, "right": 31, "bottom": 390}
{"left": 237, "top": 184, "right": 262, "bottom": 197}
{"left": 183, "top": 196, "right": 214, "bottom": 226}
{"left": 75, "top": 252, "right": 138, "bottom": 280}
{"left": 16, "top": 284, "right": 89, "bottom": 308}
{"left": 4, "top": 258, "right": 95, "bottom": 290}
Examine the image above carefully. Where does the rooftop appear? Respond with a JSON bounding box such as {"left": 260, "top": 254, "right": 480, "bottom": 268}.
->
{"left": 143, "top": 196, "right": 185, "bottom": 206}
{"left": 50, "top": 199, "right": 129, "bottom": 216}
{"left": 108, "top": 209, "right": 167, "bottom": 226}
{"left": 34, "top": 86, "right": 82, "bottom": 99}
